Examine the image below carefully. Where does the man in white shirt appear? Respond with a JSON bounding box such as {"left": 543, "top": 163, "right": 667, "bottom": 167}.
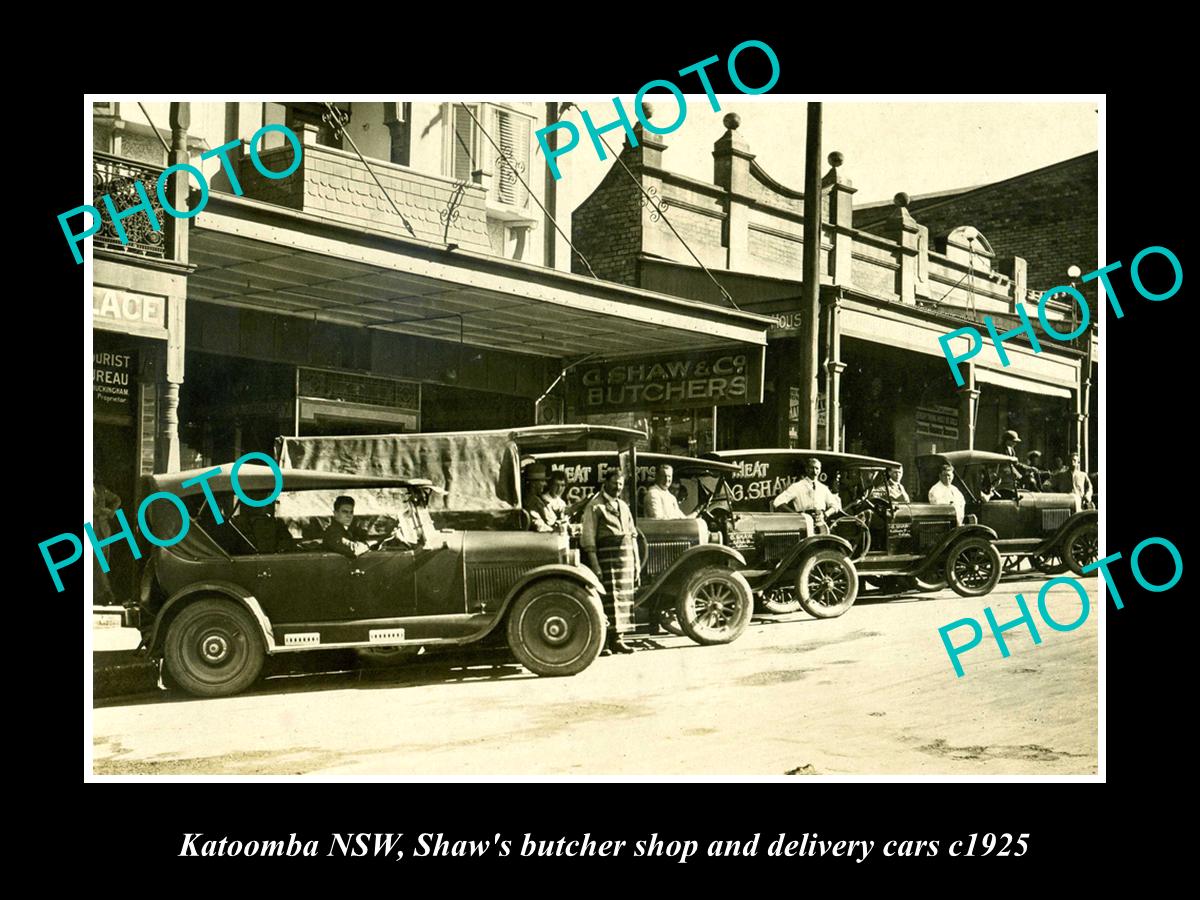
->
{"left": 927, "top": 462, "right": 966, "bottom": 525}
{"left": 772, "top": 457, "right": 841, "bottom": 531}
{"left": 1055, "top": 452, "right": 1094, "bottom": 507}
{"left": 643, "top": 464, "right": 687, "bottom": 520}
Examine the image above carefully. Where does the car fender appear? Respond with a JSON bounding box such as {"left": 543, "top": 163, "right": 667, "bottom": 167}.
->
{"left": 756, "top": 534, "right": 855, "bottom": 593}
{"left": 636, "top": 544, "right": 747, "bottom": 609}
{"left": 912, "top": 525, "right": 1000, "bottom": 577}
{"left": 1029, "top": 508, "right": 1098, "bottom": 556}
{"left": 473, "top": 564, "right": 607, "bottom": 641}
{"left": 148, "top": 581, "right": 276, "bottom": 657}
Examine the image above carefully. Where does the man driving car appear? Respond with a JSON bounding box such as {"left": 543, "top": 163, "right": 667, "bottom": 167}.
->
{"left": 323, "top": 495, "right": 371, "bottom": 558}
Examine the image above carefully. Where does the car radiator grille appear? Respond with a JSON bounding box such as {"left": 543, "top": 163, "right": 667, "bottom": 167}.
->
{"left": 470, "top": 565, "right": 529, "bottom": 606}
{"left": 1042, "top": 508, "right": 1071, "bottom": 532}
{"left": 913, "top": 522, "right": 948, "bottom": 552}
{"left": 760, "top": 532, "right": 802, "bottom": 562}
{"left": 646, "top": 541, "right": 691, "bottom": 577}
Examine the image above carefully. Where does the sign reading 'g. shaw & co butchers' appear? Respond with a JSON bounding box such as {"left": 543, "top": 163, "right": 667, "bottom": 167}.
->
{"left": 570, "top": 346, "right": 765, "bottom": 414}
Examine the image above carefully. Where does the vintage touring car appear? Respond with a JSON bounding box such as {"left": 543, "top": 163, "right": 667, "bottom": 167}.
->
{"left": 531, "top": 451, "right": 754, "bottom": 645}
{"left": 278, "top": 426, "right": 754, "bottom": 647}
{"left": 916, "top": 450, "right": 1099, "bottom": 575}
{"left": 703, "top": 449, "right": 1007, "bottom": 612}
{"left": 129, "top": 464, "right": 609, "bottom": 697}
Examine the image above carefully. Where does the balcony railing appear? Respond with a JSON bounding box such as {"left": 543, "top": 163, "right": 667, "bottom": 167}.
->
{"left": 93, "top": 152, "right": 168, "bottom": 260}
{"left": 238, "top": 143, "right": 494, "bottom": 253}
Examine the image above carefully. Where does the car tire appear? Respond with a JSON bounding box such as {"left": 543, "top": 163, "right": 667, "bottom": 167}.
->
{"left": 904, "top": 574, "right": 949, "bottom": 592}
{"left": 944, "top": 537, "right": 1003, "bottom": 598}
{"left": 355, "top": 646, "right": 423, "bottom": 668}
{"left": 759, "top": 586, "right": 802, "bottom": 615}
{"left": 506, "top": 578, "right": 606, "bottom": 677}
{"left": 1062, "top": 523, "right": 1099, "bottom": 576}
{"left": 830, "top": 517, "right": 872, "bottom": 561}
{"left": 795, "top": 550, "right": 859, "bottom": 619}
{"left": 675, "top": 568, "right": 754, "bottom": 645}
{"left": 656, "top": 606, "right": 687, "bottom": 637}
{"left": 163, "top": 598, "right": 266, "bottom": 698}
{"left": 1031, "top": 551, "right": 1070, "bottom": 576}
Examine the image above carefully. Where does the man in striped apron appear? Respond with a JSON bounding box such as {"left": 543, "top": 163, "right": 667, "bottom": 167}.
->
{"left": 581, "top": 469, "right": 641, "bottom": 655}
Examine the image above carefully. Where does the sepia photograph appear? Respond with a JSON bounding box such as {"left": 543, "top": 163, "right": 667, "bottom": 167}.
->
{"left": 84, "top": 94, "right": 1100, "bottom": 777}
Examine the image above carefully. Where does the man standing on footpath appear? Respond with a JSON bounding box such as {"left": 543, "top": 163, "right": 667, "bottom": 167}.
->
{"left": 771, "top": 457, "right": 841, "bottom": 532}
{"left": 580, "top": 469, "right": 640, "bottom": 655}
{"left": 1055, "top": 452, "right": 1094, "bottom": 508}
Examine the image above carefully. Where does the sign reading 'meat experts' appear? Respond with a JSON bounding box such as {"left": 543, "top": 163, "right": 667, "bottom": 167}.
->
{"left": 570, "top": 346, "right": 764, "bottom": 414}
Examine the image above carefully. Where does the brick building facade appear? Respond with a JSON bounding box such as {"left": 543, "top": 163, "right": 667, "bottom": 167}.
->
{"left": 570, "top": 112, "right": 1098, "bottom": 486}
{"left": 855, "top": 153, "right": 1099, "bottom": 314}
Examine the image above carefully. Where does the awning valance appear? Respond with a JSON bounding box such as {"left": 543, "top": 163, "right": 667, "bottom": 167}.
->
{"left": 975, "top": 366, "right": 1073, "bottom": 398}
{"left": 188, "top": 196, "right": 773, "bottom": 358}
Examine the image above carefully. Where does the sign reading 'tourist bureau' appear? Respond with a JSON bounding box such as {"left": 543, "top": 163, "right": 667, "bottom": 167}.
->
{"left": 569, "top": 346, "right": 765, "bottom": 414}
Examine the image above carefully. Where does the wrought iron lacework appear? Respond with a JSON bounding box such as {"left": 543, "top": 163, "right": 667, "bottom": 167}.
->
{"left": 298, "top": 368, "right": 419, "bottom": 408}
{"left": 93, "top": 153, "right": 167, "bottom": 259}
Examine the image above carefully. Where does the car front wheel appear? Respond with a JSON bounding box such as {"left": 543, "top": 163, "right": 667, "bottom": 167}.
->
{"left": 944, "top": 538, "right": 1003, "bottom": 597}
{"left": 656, "top": 606, "right": 686, "bottom": 637}
{"left": 676, "top": 568, "right": 753, "bottom": 645}
{"left": 759, "top": 586, "right": 802, "bottom": 615}
{"left": 1062, "top": 523, "right": 1099, "bottom": 575}
{"left": 905, "top": 573, "right": 949, "bottom": 592}
{"left": 795, "top": 550, "right": 859, "bottom": 619}
{"left": 163, "top": 598, "right": 266, "bottom": 698}
{"left": 1031, "top": 551, "right": 1070, "bottom": 575}
{"left": 506, "top": 578, "right": 606, "bottom": 677}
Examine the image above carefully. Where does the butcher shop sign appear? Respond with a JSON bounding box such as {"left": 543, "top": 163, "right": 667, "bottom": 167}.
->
{"left": 570, "top": 346, "right": 764, "bottom": 414}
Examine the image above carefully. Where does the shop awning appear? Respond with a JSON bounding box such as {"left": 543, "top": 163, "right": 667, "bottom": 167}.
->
{"left": 975, "top": 366, "right": 1073, "bottom": 398}
{"left": 188, "top": 195, "right": 773, "bottom": 358}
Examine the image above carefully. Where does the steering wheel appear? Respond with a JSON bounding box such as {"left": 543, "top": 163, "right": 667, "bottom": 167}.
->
{"left": 698, "top": 505, "right": 732, "bottom": 531}
{"left": 370, "top": 527, "right": 415, "bottom": 551}
{"left": 847, "top": 496, "right": 890, "bottom": 516}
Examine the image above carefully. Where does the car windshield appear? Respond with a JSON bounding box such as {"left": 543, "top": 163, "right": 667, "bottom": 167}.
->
{"left": 275, "top": 487, "right": 426, "bottom": 550}
{"left": 178, "top": 487, "right": 427, "bottom": 556}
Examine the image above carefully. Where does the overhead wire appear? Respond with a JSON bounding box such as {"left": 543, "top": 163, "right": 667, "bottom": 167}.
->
{"left": 323, "top": 101, "right": 418, "bottom": 239}
{"left": 136, "top": 102, "right": 172, "bottom": 156}
{"left": 456, "top": 102, "right": 599, "bottom": 280}
{"left": 563, "top": 101, "right": 740, "bottom": 311}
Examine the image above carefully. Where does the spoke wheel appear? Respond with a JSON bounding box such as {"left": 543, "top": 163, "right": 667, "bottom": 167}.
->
{"left": 795, "top": 549, "right": 859, "bottom": 619}
{"left": 759, "top": 586, "right": 802, "bottom": 615}
{"left": 676, "top": 568, "right": 753, "bottom": 645}
{"left": 355, "top": 645, "right": 423, "bottom": 668}
{"left": 656, "top": 606, "right": 687, "bottom": 637}
{"left": 944, "top": 537, "right": 1002, "bottom": 598}
{"left": 1062, "top": 523, "right": 1099, "bottom": 576}
{"left": 1031, "top": 551, "right": 1070, "bottom": 576}
{"left": 506, "top": 578, "right": 605, "bottom": 676}
{"left": 830, "top": 517, "right": 872, "bottom": 561}
{"left": 909, "top": 573, "right": 949, "bottom": 592}
{"left": 164, "top": 598, "right": 265, "bottom": 698}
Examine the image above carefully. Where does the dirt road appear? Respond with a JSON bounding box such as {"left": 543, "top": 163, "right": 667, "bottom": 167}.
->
{"left": 91, "top": 575, "right": 1098, "bottom": 776}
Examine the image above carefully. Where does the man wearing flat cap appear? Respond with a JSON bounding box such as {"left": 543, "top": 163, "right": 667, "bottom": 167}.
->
{"left": 524, "top": 463, "right": 569, "bottom": 532}
{"left": 523, "top": 463, "right": 553, "bottom": 532}
{"left": 997, "top": 430, "right": 1024, "bottom": 492}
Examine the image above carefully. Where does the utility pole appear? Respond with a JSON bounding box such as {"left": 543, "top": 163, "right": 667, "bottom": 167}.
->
{"left": 798, "top": 103, "right": 822, "bottom": 448}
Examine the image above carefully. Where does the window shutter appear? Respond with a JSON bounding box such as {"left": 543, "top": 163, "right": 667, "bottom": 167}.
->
{"left": 494, "top": 108, "right": 529, "bottom": 207}
{"left": 452, "top": 105, "right": 475, "bottom": 181}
